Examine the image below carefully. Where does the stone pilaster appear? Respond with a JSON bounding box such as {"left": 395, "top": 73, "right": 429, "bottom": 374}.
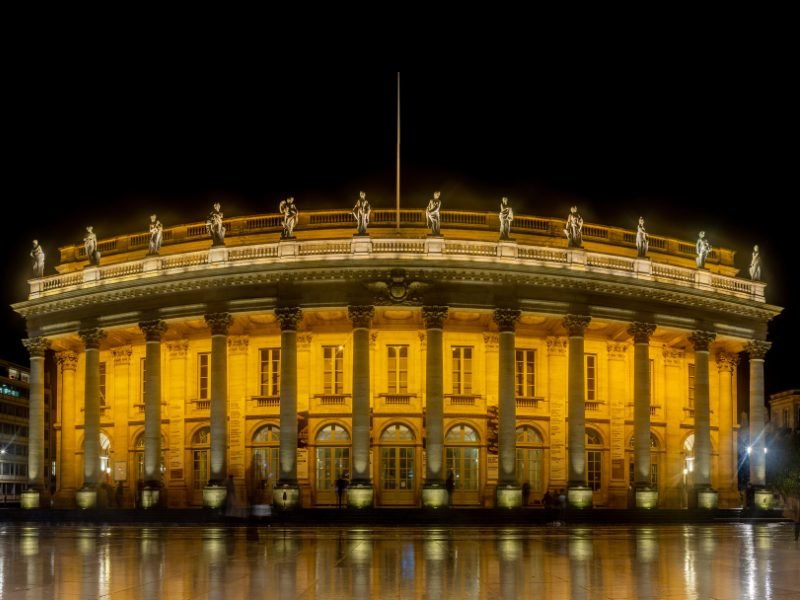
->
{"left": 422, "top": 306, "right": 448, "bottom": 508}
{"left": 227, "top": 336, "right": 249, "bottom": 484}
{"left": 716, "top": 352, "right": 737, "bottom": 504}
{"left": 662, "top": 347, "right": 685, "bottom": 508}
{"left": 166, "top": 340, "right": 188, "bottom": 505}
{"left": 546, "top": 337, "right": 568, "bottom": 489}
{"left": 607, "top": 342, "right": 628, "bottom": 507}
{"left": 56, "top": 351, "right": 78, "bottom": 504}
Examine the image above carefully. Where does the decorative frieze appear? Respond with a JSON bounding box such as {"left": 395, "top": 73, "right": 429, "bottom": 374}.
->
{"left": 57, "top": 351, "right": 78, "bottom": 372}
{"left": 745, "top": 340, "right": 771, "bottom": 360}
{"left": 348, "top": 305, "right": 375, "bottom": 329}
{"left": 546, "top": 336, "right": 567, "bottom": 355}
{"left": 716, "top": 352, "right": 737, "bottom": 373}
{"left": 22, "top": 337, "right": 50, "bottom": 358}
{"left": 204, "top": 312, "right": 233, "bottom": 336}
{"left": 167, "top": 340, "right": 189, "bottom": 358}
{"left": 688, "top": 331, "right": 716, "bottom": 352}
{"left": 422, "top": 306, "right": 448, "bottom": 329}
{"left": 606, "top": 342, "right": 628, "bottom": 361}
{"left": 139, "top": 319, "right": 168, "bottom": 342}
{"left": 562, "top": 314, "right": 591, "bottom": 337}
{"left": 494, "top": 308, "right": 521, "bottom": 333}
{"left": 79, "top": 328, "right": 106, "bottom": 350}
{"left": 111, "top": 345, "right": 133, "bottom": 366}
{"left": 274, "top": 307, "right": 302, "bottom": 331}
{"left": 628, "top": 322, "right": 656, "bottom": 344}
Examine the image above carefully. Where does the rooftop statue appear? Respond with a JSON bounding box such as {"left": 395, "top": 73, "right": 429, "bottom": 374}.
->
{"left": 84, "top": 226, "right": 101, "bottom": 266}
{"left": 353, "top": 191, "right": 371, "bottom": 235}
{"left": 30, "top": 239, "right": 45, "bottom": 278}
{"left": 148, "top": 214, "right": 163, "bottom": 255}
{"left": 280, "top": 197, "right": 299, "bottom": 239}
{"left": 498, "top": 197, "right": 513, "bottom": 240}
{"left": 695, "top": 231, "right": 711, "bottom": 268}
{"left": 748, "top": 244, "right": 762, "bottom": 281}
{"left": 206, "top": 202, "right": 226, "bottom": 246}
{"left": 564, "top": 205, "right": 583, "bottom": 248}
{"left": 426, "top": 191, "right": 442, "bottom": 236}
{"left": 636, "top": 216, "right": 649, "bottom": 257}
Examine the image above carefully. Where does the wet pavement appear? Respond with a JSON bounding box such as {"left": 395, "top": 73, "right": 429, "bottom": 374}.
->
{"left": 1, "top": 522, "right": 798, "bottom": 599}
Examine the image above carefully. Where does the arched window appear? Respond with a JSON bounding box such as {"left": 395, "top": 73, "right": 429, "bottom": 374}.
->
{"left": 252, "top": 424, "right": 280, "bottom": 501}
{"left": 516, "top": 425, "right": 545, "bottom": 497}
{"left": 315, "top": 424, "right": 351, "bottom": 504}
{"left": 586, "top": 428, "right": 603, "bottom": 491}
{"left": 445, "top": 424, "right": 480, "bottom": 494}
{"left": 191, "top": 426, "right": 210, "bottom": 490}
{"left": 379, "top": 424, "right": 416, "bottom": 497}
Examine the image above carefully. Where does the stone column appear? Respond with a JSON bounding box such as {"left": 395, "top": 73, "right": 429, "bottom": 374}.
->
{"left": 56, "top": 351, "right": 78, "bottom": 506}
{"left": 274, "top": 307, "right": 302, "bottom": 509}
{"left": 139, "top": 320, "right": 167, "bottom": 508}
{"left": 77, "top": 327, "right": 106, "bottom": 508}
{"left": 21, "top": 337, "right": 50, "bottom": 508}
{"left": 716, "top": 352, "right": 737, "bottom": 506}
{"left": 629, "top": 322, "right": 657, "bottom": 508}
{"left": 203, "top": 312, "right": 232, "bottom": 509}
{"left": 421, "top": 305, "right": 448, "bottom": 508}
{"left": 347, "top": 305, "right": 375, "bottom": 508}
{"left": 689, "top": 330, "right": 717, "bottom": 508}
{"left": 746, "top": 340, "right": 771, "bottom": 508}
{"left": 563, "top": 314, "right": 593, "bottom": 508}
{"left": 494, "top": 308, "right": 521, "bottom": 508}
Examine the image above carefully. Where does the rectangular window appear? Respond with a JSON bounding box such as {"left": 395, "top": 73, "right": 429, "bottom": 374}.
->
{"left": 387, "top": 345, "right": 408, "bottom": 393}
{"left": 585, "top": 354, "right": 597, "bottom": 401}
{"left": 323, "top": 346, "right": 344, "bottom": 394}
{"left": 99, "top": 362, "right": 107, "bottom": 406}
{"left": 688, "top": 364, "right": 695, "bottom": 409}
{"left": 515, "top": 349, "right": 536, "bottom": 397}
{"left": 451, "top": 346, "right": 473, "bottom": 394}
{"left": 259, "top": 348, "right": 281, "bottom": 396}
{"left": 587, "top": 450, "right": 601, "bottom": 490}
{"left": 198, "top": 353, "right": 210, "bottom": 400}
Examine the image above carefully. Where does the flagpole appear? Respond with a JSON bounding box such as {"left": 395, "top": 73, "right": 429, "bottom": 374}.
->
{"left": 395, "top": 72, "right": 401, "bottom": 231}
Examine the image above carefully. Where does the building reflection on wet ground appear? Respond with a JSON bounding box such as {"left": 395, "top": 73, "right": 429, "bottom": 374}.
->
{"left": 1, "top": 523, "right": 798, "bottom": 599}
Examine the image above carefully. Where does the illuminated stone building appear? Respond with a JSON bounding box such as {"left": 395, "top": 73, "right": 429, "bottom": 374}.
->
{"left": 13, "top": 204, "right": 781, "bottom": 509}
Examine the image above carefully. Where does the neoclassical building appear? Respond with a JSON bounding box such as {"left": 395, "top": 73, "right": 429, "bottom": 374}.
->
{"left": 13, "top": 203, "right": 781, "bottom": 509}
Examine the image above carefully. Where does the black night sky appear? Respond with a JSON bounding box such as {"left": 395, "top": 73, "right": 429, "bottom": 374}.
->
{"left": 3, "top": 69, "right": 797, "bottom": 395}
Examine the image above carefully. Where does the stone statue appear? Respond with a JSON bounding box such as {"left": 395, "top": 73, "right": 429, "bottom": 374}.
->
{"left": 148, "top": 214, "right": 163, "bottom": 255}
{"left": 84, "top": 226, "right": 101, "bottom": 266}
{"left": 279, "top": 197, "right": 299, "bottom": 239}
{"left": 352, "top": 191, "right": 371, "bottom": 235}
{"left": 564, "top": 205, "right": 583, "bottom": 248}
{"left": 30, "top": 239, "right": 45, "bottom": 278}
{"left": 498, "top": 197, "right": 513, "bottom": 240}
{"left": 636, "top": 216, "right": 649, "bottom": 257}
{"left": 695, "top": 231, "right": 711, "bottom": 268}
{"left": 426, "top": 191, "right": 442, "bottom": 236}
{"left": 206, "top": 202, "right": 225, "bottom": 246}
{"left": 749, "top": 244, "right": 761, "bottom": 280}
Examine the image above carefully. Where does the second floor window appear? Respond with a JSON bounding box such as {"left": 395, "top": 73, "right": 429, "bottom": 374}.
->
{"left": 323, "top": 346, "right": 344, "bottom": 394}
{"left": 515, "top": 349, "right": 536, "bottom": 397}
{"left": 585, "top": 354, "right": 597, "bottom": 401}
{"left": 99, "top": 362, "right": 107, "bottom": 406}
{"left": 688, "top": 364, "right": 695, "bottom": 409}
{"left": 260, "top": 348, "right": 281, "bottom": 396}
{"left": 387, "top": 345, "right": 408, "bottom": 393}
{"left": 198, "top": 353, "right": 210, "bottom": 400}
{"left": 452, "top": 346, "right": 473, "bottom": 394}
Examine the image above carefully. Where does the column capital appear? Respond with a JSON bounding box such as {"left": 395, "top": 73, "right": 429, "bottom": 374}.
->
{"left": 745, "top": 340, "right": 771, "bottom": 360}
{"left": 688, "top": 331, "right": 716, "bottom": 352}
{"left": 546, "top": 336, "right": 567, "bottom": 356}
{"left": 57, "top": 351, "right": 78, "bottom": 372}
{"left": 79, "top": 328, "right": 106, "bottom": 350}
{"left": 494, "top": 308, "right": 521, "bottom": 332}
{"left": 716, "top": 351, "right": 737, "bottom": 373}
{"left": 204, "top": 312, "right": 233, "bottom": 335}
{"left": 139, "top": 319, "right": 168, "bottom": 342}
{"left": 628, "top": 322, "right": 656, "bottom": 344}
{"left": 607, "top": 342, "right": 628, "bottom": 360}
{"left": 422, "top": 306, "right": 448, "bottom": 329}
{"left": 111, "top": 345, "right": 133, "bottom": 366}
{"left": 22, "top": 337, "right": 50, "bottom": 358}
{"left": 274, "top": 307, "right": 302, "bottom": 331}
{"left": 562, "top": 314, "right": 591, "bottom": 337}
{"left": 167, "top": 340, "right": 189, "bottom": 358}
{"left": 348, "top": 305, "right": 375, "bottom": 329}
{"left": 228, "top": 335, "right": 250, "bottom": 354}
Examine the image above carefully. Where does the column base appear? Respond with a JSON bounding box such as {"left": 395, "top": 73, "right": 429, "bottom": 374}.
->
{"left": 76, "top": 487, "right": 98, "bottom": 509}
{"left": 421, "top": 482, "right": 449, "bottom": 509}
{"left": 346, "top": 482, "right": 374, "bottom": 509}
{"left": 203, "top": 484, "right": 227, "bottom": 509}
{"left": 753, "top": 487, "right": 774, "bottom": 510}
{"left": 141, "top": 484, "right": 161, "bottom": 509}
{"left": 695, "top": 486, "right": 719, "bottom": 509}
{"left": 273, "top": 483, "right": 302, "bottom": 511}
{"left": 495, "top": 483, "right": 522, "bottom": 509}
{"left": 567, "top": 485, "right": 594, "bottom": 509}
{"left": 635, "top": 487, "right": 659, "bottom": 509}
{"left": 21, "top": 489, "right": 40, "bottom": 509}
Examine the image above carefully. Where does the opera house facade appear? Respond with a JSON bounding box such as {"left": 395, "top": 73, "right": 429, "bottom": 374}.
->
{"left": 13, "top": 200, "right": 781, "bottom": 510}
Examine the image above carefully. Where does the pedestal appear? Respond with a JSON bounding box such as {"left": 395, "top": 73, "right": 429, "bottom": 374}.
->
{"left": 567, "top": 485, "right": 593, "bottom": 509}
{"left": 346, "top": 482, "right": 374, "bottom": 509}
{"left": 75, "top": 487, "right": 98, "bottom": 509}
{"left": 141, "top": 486, "right": 160, "bottom": 509}
{"left": 495, "top": 484, "right": 522, "bottom": 509}
{"left": 696, "top": 487, "right": 719, "bottom": 509}
{"left": 203, "top": 484, "right": 227, "bottom": 509}
{"left": 272, "top": 483, "right": 302, "bottom": 511}
{"left": 421, "top": 483, "right": 449, "bottom": 509}
{"left": 208, "top": 246, "right": 228, "bottom": 264}
{"left": 21, "top": 490, "right": 40, "bottom": 509}
{"left": 753, "top": 488, "right": 773, "bottom": 510}
{"left": 424, "top": 235, "right": 444, "bottom": 254}
{"left": 635, "top": 487, "right": 659, "bottom": 509}
{"left": 352, "top": 235, "right": 372, "bottom": 254}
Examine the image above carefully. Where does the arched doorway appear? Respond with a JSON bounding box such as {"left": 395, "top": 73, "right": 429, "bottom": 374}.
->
{"left": 445, "top": 423, "right": 481, "bottom": 506}
{"left": 585, "top": 427, "right": 606, "bottom": 503}
{"left": 378, "top": 423, "right": 416, "bottom": 506}
{"left": 251, "top": 424, "right": 279, "bottom": 504}
{"left": 516, "top": 425, "right": 545, "bottom": 504}
{"left": 626, "top": 432, "right": 660, "bottom": 491}
{"left": 314, "top": 423, "right": 351, "bottom": 506}
{"left": 190, "top": 426, "right": 210, "bottom": 506}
